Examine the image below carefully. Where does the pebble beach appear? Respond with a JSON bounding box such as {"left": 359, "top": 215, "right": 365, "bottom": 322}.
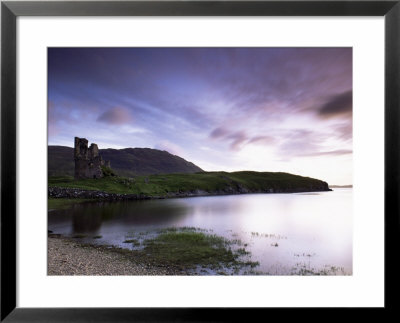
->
{"left": 48, "top": 237, "right": 187, "bottom": 276}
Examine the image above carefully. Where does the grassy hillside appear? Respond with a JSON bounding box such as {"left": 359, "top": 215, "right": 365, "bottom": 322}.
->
{"left": 48, "top": 146, "right": 203, "bottom": 177}
{"left": 48, "top": 171, "right": 330, "bottom": 197}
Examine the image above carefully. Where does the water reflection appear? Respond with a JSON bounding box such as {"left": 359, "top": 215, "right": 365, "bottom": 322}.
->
{"left": 48, "top": 189, "right": 353, "bottom": 275}
{"left": 50, "top": 199, "right": 190, "bottom": 235}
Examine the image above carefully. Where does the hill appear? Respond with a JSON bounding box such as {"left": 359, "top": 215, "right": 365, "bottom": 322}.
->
{"left": 48, "top": 145, "right": 204, "bottom": 177}
{"left": 48, "top": 171, "right": 331, "bottom": 199}
{"left": 47, "top": 146, "right": 75, "bottom": 176}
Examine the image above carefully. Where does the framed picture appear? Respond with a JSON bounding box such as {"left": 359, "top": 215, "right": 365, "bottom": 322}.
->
{"left": 1, "top": 0, "right": 398, "bottom": 321}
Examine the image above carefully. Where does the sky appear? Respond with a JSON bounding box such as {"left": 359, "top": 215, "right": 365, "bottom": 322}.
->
{"left": 48, "top": 47, "right": 352, "bottom": 185}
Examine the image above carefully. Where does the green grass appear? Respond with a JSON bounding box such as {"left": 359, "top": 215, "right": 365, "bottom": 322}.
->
{"left": 101, "top": 165, "right": 116, "bottom": 177}
{"left": 48, "top": 198, "right": 94, "bottom": 210}
{"left": 48, "top": 171, "right": 329, "bottom": 197}
{"left": 139, "top": 227, "right": 257, "bottom": 270}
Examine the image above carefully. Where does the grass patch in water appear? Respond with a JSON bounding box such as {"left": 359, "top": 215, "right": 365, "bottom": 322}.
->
{"left": 236, "top": 248, "right": 250, "bottom": 256}
{"left": 290, "top": 263, "right": 347, "bottom": 276}
{"left": 157, "top": 226, "right": 210, "bottom": 234}
{"left": 141, "top": 227, "right": 257, "bottom": 270}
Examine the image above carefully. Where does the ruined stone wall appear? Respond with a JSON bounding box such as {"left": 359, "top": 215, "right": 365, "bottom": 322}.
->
{"left": 74, "top": 137, "right": 110, "bottom": 179}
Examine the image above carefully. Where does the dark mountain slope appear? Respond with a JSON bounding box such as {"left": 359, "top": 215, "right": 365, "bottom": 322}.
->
{"left": 99, "top": 148, "right": 203, "bottom": 177}
{"left": 48, "top": 146, "right": 75, "bottom": 176}
{"left": 48, "top": 146, "right": 203, "bottom": 177}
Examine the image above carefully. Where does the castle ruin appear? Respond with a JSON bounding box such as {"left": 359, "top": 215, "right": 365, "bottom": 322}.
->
{"left": 74, "top": 137, "right": 110, "bottom": 179}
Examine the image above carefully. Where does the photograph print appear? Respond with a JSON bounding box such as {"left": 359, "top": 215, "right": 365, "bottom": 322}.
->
{"left": 48, "top": 47, "right": 352, "bottom": 276}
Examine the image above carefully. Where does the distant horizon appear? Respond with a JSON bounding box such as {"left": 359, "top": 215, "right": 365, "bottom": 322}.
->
{"left": 48, "top": 47, "right": 352, "bottom": 185}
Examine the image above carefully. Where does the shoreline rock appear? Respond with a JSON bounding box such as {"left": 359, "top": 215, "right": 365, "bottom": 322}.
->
{"left": 48, "top": 185, "right": 332, "bottom": 201}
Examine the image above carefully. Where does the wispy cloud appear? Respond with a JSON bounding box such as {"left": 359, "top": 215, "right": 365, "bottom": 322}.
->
{"left": 298, "top": 149, "right": 352, "bottom": 157}
{"left": 210, "top": 127, "right": 230, "bottom": 139}
{"left": 227, "top": 131, "right": 248, "bottom": 151}
{"left": 317, "top": 91, "right": 352, "bottom": 119}
{"left": 210, "top": 127, "right": 277, "bottom": 152}
{"left": 97, "top": 107, "right": 133, "bottom": 125}
{"left": 248, "top": 136, "right": 276, "bottom": 145}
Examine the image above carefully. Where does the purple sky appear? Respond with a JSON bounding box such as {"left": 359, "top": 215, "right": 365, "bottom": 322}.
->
{"left": 48, "top": 48, "right": 352, "bottom": 185}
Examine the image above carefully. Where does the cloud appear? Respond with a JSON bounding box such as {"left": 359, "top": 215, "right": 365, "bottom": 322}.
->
{"left": 209, "top": 127, "right": 248, "bottom": 150}
{"left": 210, "top": 127, "right": 229, "bottom": 139}
{"left": 97, "top": 107, "right": 133, "bottom": 125}
{"left": 297, "top": 149, "right": 352, "bottom": 157}
{"left": 227, "top": 131, "right": 248, "bottom": 151}
{"left": 317, "top": 91, "right": 352, "bottom": 119}
{"left": 277, "top": 129, "right": 327, "bottom": 159}
{"left": 200, "top": 48, "right": 352, "bottom": 121}
{"left": 248, "top": 135, "right": 276, "bottom": 145}
{"left": 334, "top": 123, "right": 353, "bottom": 141}
{"left": 210, "top": 128, "right": 276, "bottom": 151}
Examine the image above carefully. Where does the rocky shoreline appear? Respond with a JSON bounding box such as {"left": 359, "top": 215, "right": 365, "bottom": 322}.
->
{"left": 48, "top": 185, "right": 331, "bottom": 201}
{"left": 48, "top": 235, "right": 189, "bottom": 275}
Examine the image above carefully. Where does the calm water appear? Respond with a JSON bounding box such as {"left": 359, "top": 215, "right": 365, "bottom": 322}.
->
{"left": 48, "top": 189, "right": 352, "bottom": 275}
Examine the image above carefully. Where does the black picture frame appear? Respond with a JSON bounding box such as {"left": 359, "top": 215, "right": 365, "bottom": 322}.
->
{"left": 1, "top": 1, "right": 399, "bottom": 321}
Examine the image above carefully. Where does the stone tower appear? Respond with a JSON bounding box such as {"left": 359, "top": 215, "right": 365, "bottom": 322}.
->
{"left": 74, "top": 137, "right": 109, "bottom": 179}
